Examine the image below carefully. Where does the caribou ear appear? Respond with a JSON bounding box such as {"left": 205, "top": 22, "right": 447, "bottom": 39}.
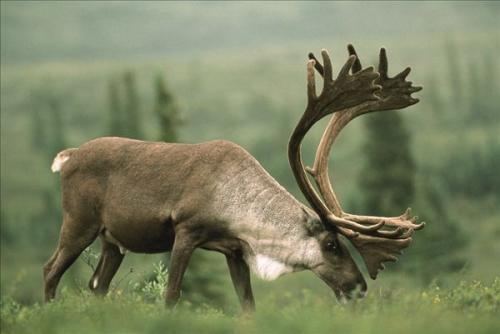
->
{"left": 349, "top": 235, "right": 412, "bottom": 279}
{"left": 301, "top": 208, "right": 325, "bottom": 235}
{"left": 306, "top": 217, "right": 325, "bottom": 236}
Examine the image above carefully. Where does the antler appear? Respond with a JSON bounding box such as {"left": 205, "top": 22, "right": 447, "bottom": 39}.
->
{"left": 306, "top": 45, "right": 424, "bottom": 231}
{"left": 289, "top": 46, "right": 424, "bottom": 279}
{"left": 288, "top": 50, "right": 383, "bottom": 238}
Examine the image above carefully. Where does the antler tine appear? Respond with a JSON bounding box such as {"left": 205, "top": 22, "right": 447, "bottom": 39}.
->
{"left": 307, "top": 59, "right": 317, "bottom": 104}
{"left": 327, "top": 215, "right": 386, "bottom": 232}
{"left": 347, "top": 44, "right": 362, "bottom": 73}
{"left": 343, "top": 211, "right": 426, "bottom": 231}
{"left": 378, "top": 47, "right": 388, "bottom": 79}
{"left": 328, "top": 215, "right": 409, "bottom": 239}
{"left": 308, "top": 52, "right": 324, "bottom": 76}
{"left": 321, "top": 50, "right": 334, "bottom": 85}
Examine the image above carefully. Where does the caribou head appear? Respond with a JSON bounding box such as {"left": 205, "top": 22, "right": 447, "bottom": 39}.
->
{"left": 288, "top": 45, "right": 424, "bottom": 299}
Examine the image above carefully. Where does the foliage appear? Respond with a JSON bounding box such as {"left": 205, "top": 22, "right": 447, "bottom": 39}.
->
{"left": 438, "top": 135, "right": 500, "bottom": 199}
{"left": 80, "top": 247, "right": 100, "bottom": 273}
{"left": 107, "top": 78, "right": 125, "bottom": 136}
{"left": 25, "top": 90, "right": 67, "bottom": 245}
{"left": 435, "top": 279, "right": 500, "bottom": 313}
{"left": 122, "top": 71, "right": 143, "bottom": 139}
{"left": 1, "top": 278, "right": 499, "bottom": 334}
{"left": 401, "top": 181, "right": 468, "bottom": 281}
{"left": 107, "top": 71, "right": 143, "bottom": 139}
{"left": 179, "top": 251, "right": 232, "bottom": 307}
{"left": 134, "top": 261, "right": 169, "bottom": 303}
{"left": 427, "top": 41, "right": 499, "bottom": 199}
{"left": 154, "top": 74, "right": 181, "bottom": 142}
{"left": 356, "top": 56, "right": 474, "bottom": 279}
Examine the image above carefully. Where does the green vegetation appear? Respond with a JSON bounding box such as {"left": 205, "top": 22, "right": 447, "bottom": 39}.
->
{"left": 154, "top": 74, "right": 181, "bottom": 143}
{"left": 2, "top": 275, "right": 499, "bottom": 334}
{"left": 359, "top": 111, "right": 415, "bottom": 215}
{"left": 1, "top": 2, "right": 499, "bottom": 333}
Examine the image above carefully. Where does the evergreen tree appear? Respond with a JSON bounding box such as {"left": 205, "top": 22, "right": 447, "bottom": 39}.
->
{"left": 358, "top": 112, "right": 415, "bottom": 215}
{"left": 108, "top": 78, "right": 125, "bottom": 136}
{"left": 30, "top": 91, "right": 47, "bottom": 150}
{"left": 402, "top": 180, "right": 467, "bottom": 282}
{"left": 30, "top": 92, "right": 67, "bottom": 163}
{"left": 154, "top": 74, "right": 181, "bottom": 142}
{"left": 46, "top": 97, "right": 66, "bottom": 157}
{"left": 123, "top": 71, "right": 142, "bottom": 139}
{"left": 445, "top": 41, "right": 463, "bottom": 110}
{"left": 467, "top": 55, "right": 497, "bottom": 124}
{"left": 425, "top": 75, "right": 445, "bottom": 123}
{"left": 28, "top": 92, "right": 67, "bottom": 244}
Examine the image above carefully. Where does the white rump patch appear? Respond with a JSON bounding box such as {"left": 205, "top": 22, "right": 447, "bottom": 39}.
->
{"left": 51, "top": 152, "right": 70, "bottom": 172}
{"left": 251, "top": 254, "right": 293, "bottom": 281}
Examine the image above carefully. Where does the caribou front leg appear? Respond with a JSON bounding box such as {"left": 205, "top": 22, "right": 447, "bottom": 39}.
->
{"left": 226, "top": 252, "right": 255, "bottom": 312}
{"left": 165, "top": 230, "right": 196, "bottom": 307}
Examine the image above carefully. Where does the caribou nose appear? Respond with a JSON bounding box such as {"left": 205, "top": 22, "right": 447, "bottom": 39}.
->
{"left": 357, "top": 286, "right": 367, "bottom": 298}
{"left": 357, "top": 279, "right": 368, "bottom": 298}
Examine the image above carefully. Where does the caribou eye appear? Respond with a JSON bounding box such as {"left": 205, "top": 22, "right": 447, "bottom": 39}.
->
{"left": 326, "top": 240, "right": 339, "bottom": 253}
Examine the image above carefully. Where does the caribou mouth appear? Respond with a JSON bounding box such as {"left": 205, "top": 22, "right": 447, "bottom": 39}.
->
{"left": 315, "top": 273, "right": 353, "bottom": 304}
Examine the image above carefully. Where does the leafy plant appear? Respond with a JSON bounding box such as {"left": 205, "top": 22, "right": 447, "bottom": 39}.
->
{"left": 133, "top": 261, "right": 169, "bottom": 303}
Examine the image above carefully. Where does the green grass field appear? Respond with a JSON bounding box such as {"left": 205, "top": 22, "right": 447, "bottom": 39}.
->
{"left": 2, "top": 278, "right": 499, "bottom": 334}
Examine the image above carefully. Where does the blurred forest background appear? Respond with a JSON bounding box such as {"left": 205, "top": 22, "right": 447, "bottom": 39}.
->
{"left": 1, "top": 1, "right": 499, "bottom": 310}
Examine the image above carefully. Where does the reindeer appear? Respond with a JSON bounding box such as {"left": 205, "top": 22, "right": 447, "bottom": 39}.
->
{"left": 44, "top": 45, "right": 424, "bottom": 311}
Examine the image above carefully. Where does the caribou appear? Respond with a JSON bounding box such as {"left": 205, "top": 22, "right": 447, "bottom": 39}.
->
{"left": 44, "top": 45, "right": 424, "bottom": 311}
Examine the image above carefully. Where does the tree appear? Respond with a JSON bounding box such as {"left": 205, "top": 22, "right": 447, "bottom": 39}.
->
{"left": 401, "top": 180, "right": 467, "bottom": 282}
{"left": 154, "top": 74, "right": 181, "bottom": 142}
{"left": 28, "top": 91, "right": 67, "bottom": 244}
{"left": 46, "top": 97, "right": 66, "bottom": 157}
{"left": 107, "top": 71, "right": 145, "bottom": 139}
{"left": 358, "top": 111, "right": 415, "bottom": 216}
{"left": 445, "top": 41, "right": 464, "bottom": 110}
{"left": 358, "top": 104, "right": 467, "bottom": 281}
{"left": 123, "top": 71, "right": 142, "bottom": 139}
{"left": 107, "top": 78, "right": 125, "bottom": 136}
{"left": 30, "top": 95, "right": 47, "bottom": 151}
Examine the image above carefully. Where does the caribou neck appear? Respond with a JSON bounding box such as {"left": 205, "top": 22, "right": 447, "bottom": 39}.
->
{"left": 211, "top": 158, "right": 323, "bottom": 278}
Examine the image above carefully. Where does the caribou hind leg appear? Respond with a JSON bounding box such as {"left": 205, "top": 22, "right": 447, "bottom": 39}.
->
{"left": 88, "top": 238, "right": 124, "bottom": 296}
{"left": 43, "top": 214, "right": 100, "bottom": 302}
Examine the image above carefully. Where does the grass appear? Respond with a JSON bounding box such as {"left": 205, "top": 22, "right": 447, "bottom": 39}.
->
{"left": 1, "top": 278, "right": 499, "bottom": 334}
